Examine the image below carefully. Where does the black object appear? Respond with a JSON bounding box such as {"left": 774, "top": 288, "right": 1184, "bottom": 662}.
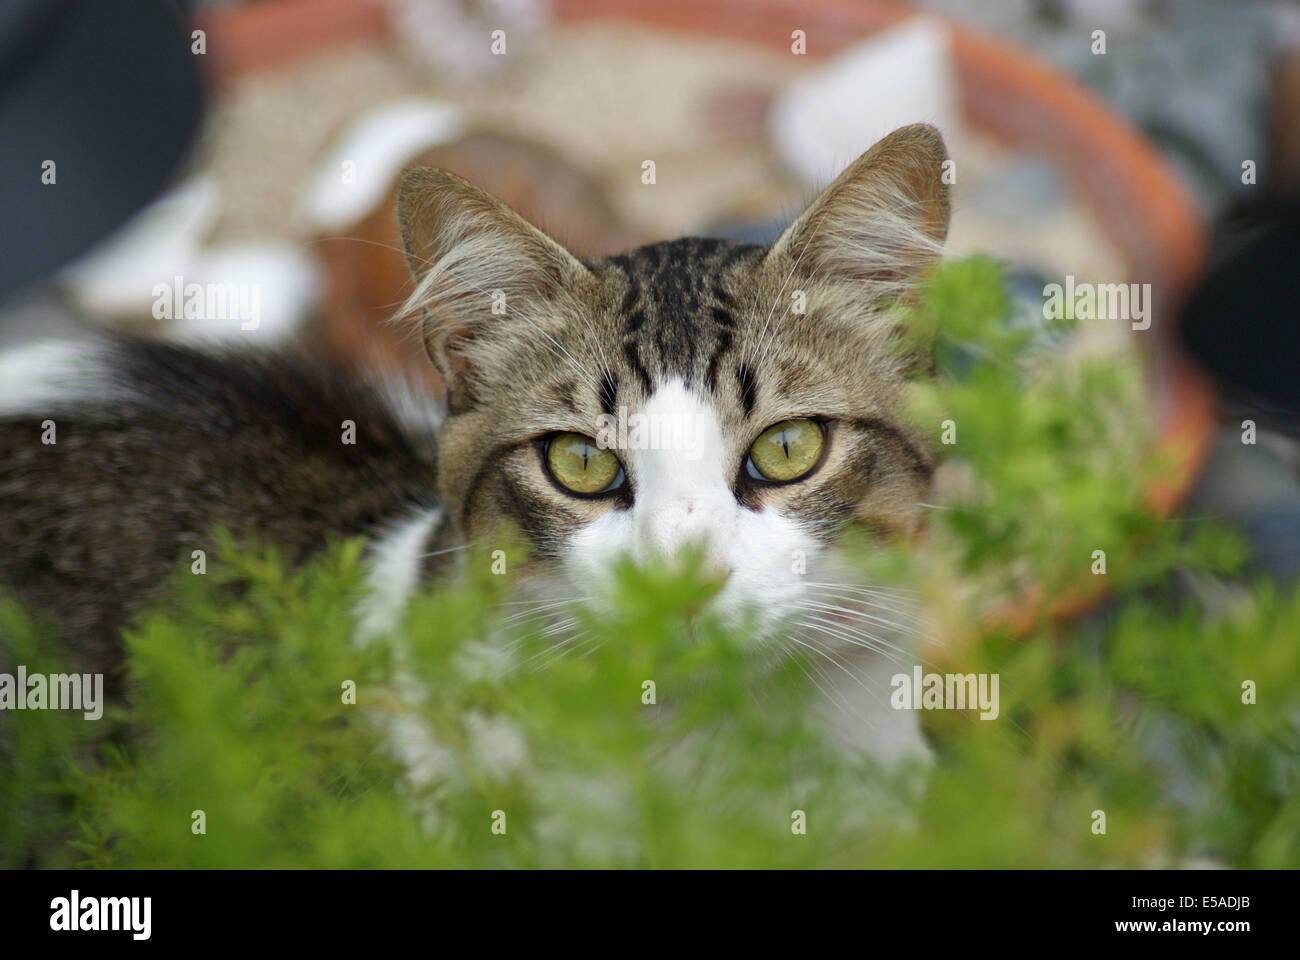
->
{"left": 1180, "top": 196, "right": 1300, "bottom": 418}
{"left": 0, "top": 0, "right": 202, "bottom": 297}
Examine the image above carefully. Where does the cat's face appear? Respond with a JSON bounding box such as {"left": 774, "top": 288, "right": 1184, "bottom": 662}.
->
{"left": 398, "top": 125, "right": 949, "bottom": 639}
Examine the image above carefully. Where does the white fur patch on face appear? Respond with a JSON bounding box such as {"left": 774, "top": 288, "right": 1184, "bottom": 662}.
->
{"left": 564, "top": 378, "right": 821, "bottom": 634}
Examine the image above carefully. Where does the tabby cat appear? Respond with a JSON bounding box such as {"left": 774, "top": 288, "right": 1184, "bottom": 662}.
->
{"left": 0, "top": 124, "right": 949, "bottom": 764}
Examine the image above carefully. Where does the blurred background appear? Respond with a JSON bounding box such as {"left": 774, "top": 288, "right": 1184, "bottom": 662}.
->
{"left": 2, "top": 0, "right": 1299, "bottom": 589}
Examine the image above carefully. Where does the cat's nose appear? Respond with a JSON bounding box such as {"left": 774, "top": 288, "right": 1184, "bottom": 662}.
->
{"left": 703, "top": 560, "right": 733, "bottom": 584}
{"left": 643, "top": 500, "right": 719, "bottom": 554}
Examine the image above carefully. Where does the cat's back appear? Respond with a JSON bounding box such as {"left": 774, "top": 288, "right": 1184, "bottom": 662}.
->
{"left": 0, "top": 336, "right": 443, "bottom": 676}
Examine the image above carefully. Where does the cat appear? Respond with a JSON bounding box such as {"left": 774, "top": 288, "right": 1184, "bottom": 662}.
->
{"left": 0, "top": 123, "right": 950, "bottom": 766}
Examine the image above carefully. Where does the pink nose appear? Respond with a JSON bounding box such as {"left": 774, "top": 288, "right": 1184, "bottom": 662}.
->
{"left": 647, "top": 505, "right": 705, "bottom": 552}
{"left": 706, "top": 562, "right": 733, "bottom": 586}
{"left": 637, "top": 491, "right": 735, "bottom": 571}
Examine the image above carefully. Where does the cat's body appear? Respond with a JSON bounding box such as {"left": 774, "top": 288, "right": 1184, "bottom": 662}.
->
{"left": 0, "top": 338, "right": 450, "bottom": 690}
{"left": 0, "top": 125, "right": 950, "bottom": 764}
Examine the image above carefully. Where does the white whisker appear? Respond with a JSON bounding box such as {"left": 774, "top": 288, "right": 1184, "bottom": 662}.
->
{"left": 796, "top": 614, "right": 913, "bottom": 669}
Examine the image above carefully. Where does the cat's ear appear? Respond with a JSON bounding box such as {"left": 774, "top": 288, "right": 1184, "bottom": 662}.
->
{"left": 768, "top": 124, "right": 950, "bottom": 291}
{"left": 396, "top": 167, "right": 590, "bottom": 402}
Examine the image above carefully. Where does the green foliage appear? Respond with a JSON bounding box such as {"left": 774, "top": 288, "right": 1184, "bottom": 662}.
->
{"left": 0, "top": 600, "right": 107, "bottom": 868}
{"left": 2, "top": 258, "right": 1295, "bottom": 868}
{"left": 904, "top": 255, "right": 1165, "bottom": 606}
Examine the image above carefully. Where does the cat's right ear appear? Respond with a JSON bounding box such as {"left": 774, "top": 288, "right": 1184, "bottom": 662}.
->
{"left": 768, "top": 124, "right": 951, "bottom": 296}
{"left": 396, "top": 167, "right": 590, "bottom": 406}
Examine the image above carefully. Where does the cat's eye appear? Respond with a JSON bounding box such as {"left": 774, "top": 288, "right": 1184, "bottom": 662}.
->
{"left": 746, "top": 419, "right": 825, "bottom": 483}
{"left": 545, "top": 433, "right": 624, "bottom": 496}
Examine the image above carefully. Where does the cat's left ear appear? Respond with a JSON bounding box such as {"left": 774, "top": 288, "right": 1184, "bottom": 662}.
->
{"left": 768, "top": 124, "right": 950, "bottom": 290}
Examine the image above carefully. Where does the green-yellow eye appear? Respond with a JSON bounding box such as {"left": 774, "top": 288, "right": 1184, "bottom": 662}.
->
{"left": 545, "top": 433, "right": 624, "bottom": 495}
{"left": 746, "top": 419, "right": 825, "bottom": 483}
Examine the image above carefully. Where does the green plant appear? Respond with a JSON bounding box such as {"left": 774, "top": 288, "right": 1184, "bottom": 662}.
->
{"left": 3, "top": 258, "right": 1294, "bottom": 869}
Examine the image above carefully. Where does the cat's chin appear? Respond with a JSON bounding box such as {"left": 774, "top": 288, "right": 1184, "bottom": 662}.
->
{"left": 507, "top": 556, "right": 931, "bottom": 764}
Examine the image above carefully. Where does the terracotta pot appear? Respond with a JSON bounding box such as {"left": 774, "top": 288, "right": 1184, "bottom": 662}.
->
{"left": 199, "top": 0, "right": 1217, "bottom": 634}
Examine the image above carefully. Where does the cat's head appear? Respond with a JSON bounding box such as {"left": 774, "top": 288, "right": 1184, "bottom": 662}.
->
{"left": 397, "top": 124, "right": 949, "bottom": 635}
